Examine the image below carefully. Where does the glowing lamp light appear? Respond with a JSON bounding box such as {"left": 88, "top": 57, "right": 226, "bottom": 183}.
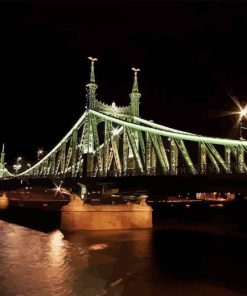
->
{"left": 52, "top": 181, "right": 71, "bottom": 197}
{"left": 37, "top": 149, "right": 44, "bottom": 157}
{"left": 239, "top": 106, "right": 247, "bottom": 119}
{"left": 17, "top": 156, "right": 22, "bottom": 162}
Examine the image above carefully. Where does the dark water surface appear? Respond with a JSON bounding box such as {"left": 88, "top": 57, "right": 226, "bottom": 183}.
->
{"left": 0, "top": 203, "right": 247, "bottom": 296}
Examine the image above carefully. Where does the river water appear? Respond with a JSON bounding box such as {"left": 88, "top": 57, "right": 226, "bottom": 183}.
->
{"left": 0, "top": 203, "right": 247, "bottom": 296}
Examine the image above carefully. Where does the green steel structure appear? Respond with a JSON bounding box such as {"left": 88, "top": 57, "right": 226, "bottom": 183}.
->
{"left": 0, "top": 144, "right": 13, "bottom": 179}
{"left": 5, "top": 58, "right": 247, "bottom": 178}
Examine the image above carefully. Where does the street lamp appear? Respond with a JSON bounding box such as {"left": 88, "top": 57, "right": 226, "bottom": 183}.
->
{"left": 13, "top": 156, "right": 22, "bottom": 174}
{"left": 37, "top": 148, "right": 44, "bottom": 159}
{"left": 239, "top": 105, "right": 247, "bottom": 140}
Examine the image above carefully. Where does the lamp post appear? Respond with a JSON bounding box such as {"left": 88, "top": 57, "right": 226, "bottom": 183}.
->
{"left": 238, "top": 105, "right": 247, "bottom": 140}
{"left": 240, "top": 121, "right": 243, "bottom": 140}
{"left": 13, "top": 156, "right": 22, "bottom": 174}
{"left": 37, "top": 148, "right": 44, "bottom": 159}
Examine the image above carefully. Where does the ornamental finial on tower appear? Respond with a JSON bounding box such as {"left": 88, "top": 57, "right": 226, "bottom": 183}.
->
{"left": 131, "top": 67, "right": 140, "bottom": 93}
{"left": 88, "top": 56, "right": 98, "bottom": 83}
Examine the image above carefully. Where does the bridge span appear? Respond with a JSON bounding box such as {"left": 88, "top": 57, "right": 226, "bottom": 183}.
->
{"left": 1, "top": 57, "right": 247, "bottom": 181}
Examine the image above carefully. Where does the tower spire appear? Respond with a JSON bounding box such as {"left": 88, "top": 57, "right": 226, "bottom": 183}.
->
{"left": 1, "top": 143, "right": 5, "bottom": 165}
{"left": 0, "top": 143, "right": 5, "bottom": 178}
{"left": 86, "top": 57, "right": 98, "bottom": 109}
{"left": 129, "top": 67, "right": 141, "bottom": 117}
{"left": 88, "top": 56, "right": 97, "bottom": 83}
{"left": 131, "top": 67, "right": 140, "bottom": 92}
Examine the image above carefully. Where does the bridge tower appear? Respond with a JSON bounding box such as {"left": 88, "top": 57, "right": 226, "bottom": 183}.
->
{"left": 128, "top": 68, "right": 141, "bottom": 173}
{"left": 0, "top": 144, "right": 6, "bottom": 178}
{"left": 84, "top": 57, "right": 98, "bottom": 176}
{"left": 85, "top": 56, "right": 98, "bottom": 109}
{"left": 129, "top": 68, "right": 141, "bottom": 117}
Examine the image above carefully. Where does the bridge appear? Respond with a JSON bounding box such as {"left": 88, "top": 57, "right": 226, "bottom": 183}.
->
{"left": 1, "top": 57, "right": 247, "bottom": 181}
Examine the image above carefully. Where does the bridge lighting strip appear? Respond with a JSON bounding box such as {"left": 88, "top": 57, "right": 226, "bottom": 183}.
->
{"left": 133, "top": 116, "right": 197, "bottom": 136}
{"left": 106, "top": 112, "right": 196, "bottom": 136}
{"left": 90, "top": 110, "right": 247, "bottom": 146}
{"left": 17, "top": 111, "right": 87, "bottom": 176}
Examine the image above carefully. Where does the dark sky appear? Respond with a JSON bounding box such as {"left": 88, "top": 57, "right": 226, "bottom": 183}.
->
{"left": 1, "top": 1, "right": 247, "bottom": 164}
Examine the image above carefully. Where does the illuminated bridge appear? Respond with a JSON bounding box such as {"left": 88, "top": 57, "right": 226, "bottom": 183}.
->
{"left": 1, "top": 57, "right": 247, "bottom": 181}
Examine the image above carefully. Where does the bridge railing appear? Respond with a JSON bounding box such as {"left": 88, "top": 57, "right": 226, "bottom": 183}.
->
{"left": 14, "top": 162, "right": 243, "bottom": 179}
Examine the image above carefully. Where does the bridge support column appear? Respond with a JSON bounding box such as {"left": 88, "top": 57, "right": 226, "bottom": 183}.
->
{"left": 199, "top": 141, "right": 207, "bottom": 174}
{"left": 86, "top": 153, "right": 94, "bottom": 176}
{"left": 60, "top": 195, "right": 152, "bottom": 232}
{"left": 170, "top": 138, "right": 178, "bottom": 175}
{"left": 0, "top": 193, "right": 9, "bottom": 209}
{"left": 237, "top": 145, "right": 245, "bottom": 173}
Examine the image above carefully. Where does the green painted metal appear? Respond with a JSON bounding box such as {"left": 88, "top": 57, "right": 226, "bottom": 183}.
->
{"left": 107, "top": 121, "right": 122, "bottom": 175}
{"left": 157, "top": 135, "right": 170, "bottom": 171}
{"left": 71, "top": 129, "right": 78, "bottom": 177}
{"left": 206, "top": 143, "right": 231, "bottom": 173}
{"left": 150, "top": 134, "right": 169, "bottom": 174}
{"left": 0, "top": 144, "right": 12, "bottom": 178}
{"left": 122, "top": 126, "right": 128, "bottom": 175}
{"left": 224, "top": 146, "right": 231, "bottom": 171}
{"left": 107, "top": 150, "right": 114, "bottom": 171}
{"left": 126, "top": 127, "right": 144, "bottom": 173}
{"left": 87, "top": 153, "right": 94, "bottom": 176}
{"left": 86, "top": 57, "right": 98, "bottom": 109}
{"left": 170, "top": 138, "right": 178, "bottom": 175}
{"left": 90, "top": 115, "right": 103, "bottom": 175}
{"left": 145, "top": 131, "right": 152, "bottom": 175}
{"left": 103, "top": 121, "right": 110, "bottom": 176}
{"left": 139, "top": 130, "right": 146, "bottom": 165}
{"left": 65, "top": 145, "right": 72, "bottom": 173}
{"left": 205, "top": 145, "right": 220, "bottom": 173}
{"left": 151, "top": 143, "right": 157, "bottom": 175}
{"left": 49, "top": 153, "right": 56, "bottom": 176}
{"left": 229, "top": 146, "right": 247, "bottom": 172}
{"left": 237, "top": 145, "right": 245, "bottom": 173}
{"left": 91, "top": 110, "right": 247, "bottom": 147}
{"left": 175, "top": 139, "right": 197, "bottom": 174}
{"left": 133, "top": 116, "right": 197, "bottom": 136}
{"left": 129, "top": 68, "right": 141, "bottom": 117}
{"left": 60, "top": 141, "right": 66, "bottom": 175}
{"left": 199, "top": 141, "right": 207, "bottom": 174}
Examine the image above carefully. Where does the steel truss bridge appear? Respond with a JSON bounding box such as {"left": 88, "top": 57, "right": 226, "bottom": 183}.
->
{"left": 1, "top": 58, "right": 247, "bottom": 180}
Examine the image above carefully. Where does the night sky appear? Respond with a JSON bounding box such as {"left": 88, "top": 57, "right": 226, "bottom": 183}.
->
{"left": 1, "top": 1, "right": 247, "bottom": 164}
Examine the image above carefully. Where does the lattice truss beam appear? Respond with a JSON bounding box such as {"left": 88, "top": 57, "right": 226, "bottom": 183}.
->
{"left": 17, "top": 110, "right": 247, "bottom": 178}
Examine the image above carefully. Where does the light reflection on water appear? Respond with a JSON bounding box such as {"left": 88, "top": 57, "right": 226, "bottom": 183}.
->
{"left": 0, "top": 221, "right": 153, "bottom": 296}
{"left": 0, "top": 220, "right": 247, "bottom": 296}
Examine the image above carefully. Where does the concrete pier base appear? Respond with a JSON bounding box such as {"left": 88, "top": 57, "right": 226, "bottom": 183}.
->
{"left": 0, "top": 193, "right": 9, "bottom": 210}
{"left": 60, "top": 195, "right": 152, "bottom": 232}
